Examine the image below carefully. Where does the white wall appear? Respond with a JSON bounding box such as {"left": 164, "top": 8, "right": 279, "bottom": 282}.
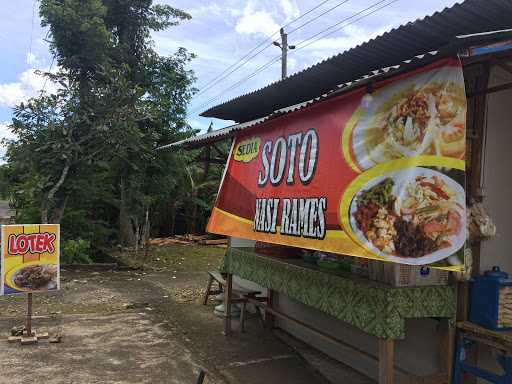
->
{"left": 480, "top": 64, "right": 512, "bottom": 274}
{"left": 276, "top": 294, "right": 440, "bottom": 383}
{"left": 476, "top": 64, "right": 512, "bottom": 381}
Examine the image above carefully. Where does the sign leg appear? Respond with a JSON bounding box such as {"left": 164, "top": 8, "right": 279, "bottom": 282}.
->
{"left": 26, "top": 293, "right": 33, "bottom": 337}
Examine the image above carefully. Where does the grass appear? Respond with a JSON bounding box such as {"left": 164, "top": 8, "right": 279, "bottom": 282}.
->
{"left": 111, "top": 244, "right": 226, "bottom": 272}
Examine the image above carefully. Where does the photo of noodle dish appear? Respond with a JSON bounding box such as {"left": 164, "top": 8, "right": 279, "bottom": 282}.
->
{"left": 348, "top": 167, "right": 466, "bottom": 265}
{"left": 349, "top": 66, "right": 466, "bottom": 171}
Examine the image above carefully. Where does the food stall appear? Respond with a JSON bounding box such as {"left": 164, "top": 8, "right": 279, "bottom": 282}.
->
{"left": 163, "top": 1, "right": 512, "bottom": 382}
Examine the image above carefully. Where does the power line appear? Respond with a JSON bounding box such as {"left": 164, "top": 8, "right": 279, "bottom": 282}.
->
{"left": 27, "top": 0, "right": 37, "bottom": 67}
{"left": 293, "top": 0, "right": 399, "bottom": 51}
{"left": 189, "top": 55, "right": 281, "bottom": 115}
{"left": 280, "top": 0, "right": 334, "bottom": 31}
{"left": 193, "top": 0, "right": 337, "bottom": 98}
{"left": 193, "top": 42, "right": 276, "bottom": 99}
{"left": 287, "top": 0, "right": 350, "bottom": 35}
{"left": 191, "top": 0, "right": 400, "bottom": 116}
{"left": 41, "top": 55, "right": 55, "bottom": 94}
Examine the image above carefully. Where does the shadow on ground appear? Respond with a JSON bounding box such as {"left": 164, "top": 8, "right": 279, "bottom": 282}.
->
{"left": 0, "top": 244, "right": 332, "bottom": 384}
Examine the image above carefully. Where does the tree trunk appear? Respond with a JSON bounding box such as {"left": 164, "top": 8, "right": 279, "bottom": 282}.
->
{"left": 119, "top": 175, "right": 136, "bottom": 246}
{"left": 50, "top": 194, "right": 69, "bottom": 224}
{"left": 169, "top": 202, "right": 176, "bottom": 235}
{"left": 41, "top": 161, "right": 71, "bottom": 224}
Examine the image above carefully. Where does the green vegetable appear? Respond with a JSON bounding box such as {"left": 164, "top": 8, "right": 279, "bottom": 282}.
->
{"left": 416, "top": 205, "right": 439, "bottom": 215}
{"left": 358, "top": 178, "right": 394, "bottom": 207}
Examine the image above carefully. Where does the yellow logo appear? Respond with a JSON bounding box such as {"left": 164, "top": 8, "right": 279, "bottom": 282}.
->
{"left": 234, "top": 137, "right": 261, "bottom": 162}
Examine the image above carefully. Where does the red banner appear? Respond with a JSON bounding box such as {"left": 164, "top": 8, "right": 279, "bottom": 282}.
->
{"left": 208, "top": 59, "right": 466, "bottom": 270}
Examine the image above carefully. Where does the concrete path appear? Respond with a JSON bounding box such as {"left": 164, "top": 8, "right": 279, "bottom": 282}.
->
{"left": 0, "top": 268, "right": 328, "bottom": 384}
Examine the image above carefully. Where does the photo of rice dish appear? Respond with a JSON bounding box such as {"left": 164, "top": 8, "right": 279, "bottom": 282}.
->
{"left": 13, "top": 264, "right": 58, "bottom": 290}
{"left": 349, "top": 67, "right": 466, "bottom": 170}
{"left": 349, "top": 168, "right": 465, "bottom": 265}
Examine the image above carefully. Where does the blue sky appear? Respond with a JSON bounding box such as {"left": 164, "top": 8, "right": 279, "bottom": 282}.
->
{"left": 0, "top": 0, "right": 460, "bottom": 154}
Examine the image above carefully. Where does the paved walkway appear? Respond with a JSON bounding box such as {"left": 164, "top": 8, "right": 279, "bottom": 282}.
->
{"left": 0, "top": 268, "right": 329, "bottom": 384}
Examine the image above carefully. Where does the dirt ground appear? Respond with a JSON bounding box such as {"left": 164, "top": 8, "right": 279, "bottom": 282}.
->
{"left": 0, "top": 244, "right": 329, "bottom": 384}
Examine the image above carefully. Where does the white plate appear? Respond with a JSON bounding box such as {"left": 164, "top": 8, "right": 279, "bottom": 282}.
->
{"left": 351, "top": 66, "right": 465, "bottom": 170}
{"left": 349, "top": 167, "right": 466, "bottom": 265}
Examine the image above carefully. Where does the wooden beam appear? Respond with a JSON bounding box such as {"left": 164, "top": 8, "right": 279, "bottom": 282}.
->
{"left": 223, "top": 273, "right": 233, "bottom": 336}
{"left": 497, "top": 62, "right": 512, "bottom": 75}
{"left": 378, "top": 338, "right": 395, "bottom": 384}
{"left": 211, "top": 143, "right": 228, "bottom": 157}
{"left": 467, "top": 81, "right": 512, "bottom": 97}
{"left": 246, "top": 296, "right": 416, "bottom": 382}
{"left": 438, "top": 319, "right": 456, "bottom": 382}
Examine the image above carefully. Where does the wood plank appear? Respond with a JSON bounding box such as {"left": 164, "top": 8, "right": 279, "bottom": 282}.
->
{"left": 201, "top": 239, "right": 228, "bottom": 245}
{"left": 378, "top": 338, "right": 394, "bottom": 384}
{"left": 438, "top": 319, "right": 455, "bottom": 382}
{"left": 266, "top": 289, "right": 275, "bottom": 329}
{"left": 457, "top": 321, "right": 512, "bottom": 346}
{"left": 223, "top": 273, "right": 233, "bottom": 336}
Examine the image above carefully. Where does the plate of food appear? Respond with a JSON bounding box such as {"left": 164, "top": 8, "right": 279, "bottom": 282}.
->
{"left": 345, "top": 66, "right": 466, "bottom": 171}
{"left": 348, "top": 167, "right": 465, "bottom": 265}
{"left": 6, "top": 263, "right": 58, "bottom": 292}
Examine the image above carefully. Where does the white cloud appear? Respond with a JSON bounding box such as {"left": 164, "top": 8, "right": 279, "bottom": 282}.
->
{"left": 235, "top": 2, "right": 280, "bottom": 37}
{"left": 0, "top": 82, "right": 26, "bottom": 108}
{"left": 26, "top": 52, "right": 37, "bottom": 65}
{"left": 0, "top": 121, "right": 15, "bottom": 141}
{"left": 187, "top": 3, "right": 223, "bottom": 18}
{"left": 299, "top": 24, "right": 393, "bottom": 57}
{"left": 0, "top": 121, "right": 16, "bottom": 162}
{"left": 279, "top": 0, "right": 300, "bottom": 20}
{"left": 0, "top": 68, "right": 58, "bottom": 108}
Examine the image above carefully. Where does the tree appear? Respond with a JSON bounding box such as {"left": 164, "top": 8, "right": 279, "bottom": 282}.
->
{"left": 39, "top": 1, "right": 194, "bottom": 239}
{"left": 5, "top": 1, "right": 225, "bottom": 253}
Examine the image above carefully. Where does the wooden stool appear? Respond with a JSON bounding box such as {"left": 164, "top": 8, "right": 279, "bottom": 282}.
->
{"left": 203, "top": 270, "right": 225, "bottom": 305}
{"left": 203, "top": 270, "right": 265, "bottom": 333}
{"left": 452, "top": 321, "right": 512, "bottom": 383}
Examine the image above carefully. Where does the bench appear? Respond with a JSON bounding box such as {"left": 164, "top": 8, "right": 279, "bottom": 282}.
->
{"left": 203, "top": 270, "right": 265, "bottom": 332}
{"left": 453, "top": 321, "right": 512, "bottom": 383}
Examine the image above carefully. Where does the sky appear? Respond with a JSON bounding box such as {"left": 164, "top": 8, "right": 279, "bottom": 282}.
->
{"left": 0, "top": 0, "right": 461, "bottom": 157}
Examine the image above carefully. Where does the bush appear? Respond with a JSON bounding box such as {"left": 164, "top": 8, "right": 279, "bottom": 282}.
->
{"left": 61, "top": 239, "right": 93, "bottom": 264}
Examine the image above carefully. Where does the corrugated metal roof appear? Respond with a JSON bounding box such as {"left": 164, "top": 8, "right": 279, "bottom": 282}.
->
{"left": 201, "top": 0, "right": 512, "bottom": 122}
{"left": 157, "top": 116, "right": 267, "bottom": 150}
{"left": 164, "top": 50, "right": 442, "bottom": 149}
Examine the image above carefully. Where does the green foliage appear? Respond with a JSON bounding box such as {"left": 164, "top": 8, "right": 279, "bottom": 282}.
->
{"left": 4, "top": 0, "right": 225, "bottom": 251}
{"left": 61, "top": 239, "right": 93, "bottom": 264}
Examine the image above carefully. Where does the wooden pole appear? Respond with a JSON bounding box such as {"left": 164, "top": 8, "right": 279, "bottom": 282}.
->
{"left": 378, "top": 338, "right": 395, "bottom": 384}
{"left": 26, "top": 293, "right": 33, "bottom": 337}
{"left": 223, "top": 273, "right": 233, "bottom": 336}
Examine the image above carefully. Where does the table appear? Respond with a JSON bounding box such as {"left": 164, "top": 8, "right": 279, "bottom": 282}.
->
{"left": 453, "top": 321, "right": 512, "bottom": 383}
{"left": 222, "top": 247, "right": 457, "bottom": 384}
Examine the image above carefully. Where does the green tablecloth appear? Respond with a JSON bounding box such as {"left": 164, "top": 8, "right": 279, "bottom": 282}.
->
{"left": 224, "top": 247, "right": 456, "bottom": 340}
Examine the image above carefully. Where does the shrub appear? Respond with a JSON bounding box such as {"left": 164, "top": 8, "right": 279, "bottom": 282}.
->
{"left": 61, "top": 239, "right": 93, "bottom": 264}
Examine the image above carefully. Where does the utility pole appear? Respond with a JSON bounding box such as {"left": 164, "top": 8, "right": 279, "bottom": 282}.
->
{"left": 273, "top": 28, "right": 295, "bottom": 79}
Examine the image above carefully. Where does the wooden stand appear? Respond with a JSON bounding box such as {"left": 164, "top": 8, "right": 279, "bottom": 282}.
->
{"left": 7, "top": 293, "right": 49, "bottom": 345}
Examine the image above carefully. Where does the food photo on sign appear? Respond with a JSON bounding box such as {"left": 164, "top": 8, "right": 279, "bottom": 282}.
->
{"left": 207, "top": 58, "right": 467, "bottom": 271}
{"left": 1, "top": 224, "right": 60, "bottom": 296}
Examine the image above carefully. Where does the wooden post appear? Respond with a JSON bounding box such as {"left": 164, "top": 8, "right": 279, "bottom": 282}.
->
{"left": 266, "top": 289, "right": 275, "bottom": 329}
{"left": 439, "top": 319, "right": 456, "bottom": 382}
{"left": 460, "top": 60, "right": 490, "bottom": 384}
{"left": 378, "top": 338, "right": 394, "bottom": 384}
{"left": 202, "top": 274, "right": 214, "bottom": 305}
{"left": 223, "top": 273, "right": 233, "bottom": 336}
{"left": 26, "top": 293, "right": 33, "bottom": 337}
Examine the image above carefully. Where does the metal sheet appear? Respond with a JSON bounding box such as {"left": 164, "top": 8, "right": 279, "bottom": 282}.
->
{"left": 201, "top": 0, "right": 512, "bottom": 122}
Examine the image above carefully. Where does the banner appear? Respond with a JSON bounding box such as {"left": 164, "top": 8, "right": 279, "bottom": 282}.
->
{"left": 1, "top": 224, "right": 60, "bottom": 295}
{"left": 208, "top": 59, "right": 466, "bottom": 270}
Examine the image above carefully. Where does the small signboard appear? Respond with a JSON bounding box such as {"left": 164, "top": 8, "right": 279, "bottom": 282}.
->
{"left": 1, "top": 224, "right": 60, "bottom": 295}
